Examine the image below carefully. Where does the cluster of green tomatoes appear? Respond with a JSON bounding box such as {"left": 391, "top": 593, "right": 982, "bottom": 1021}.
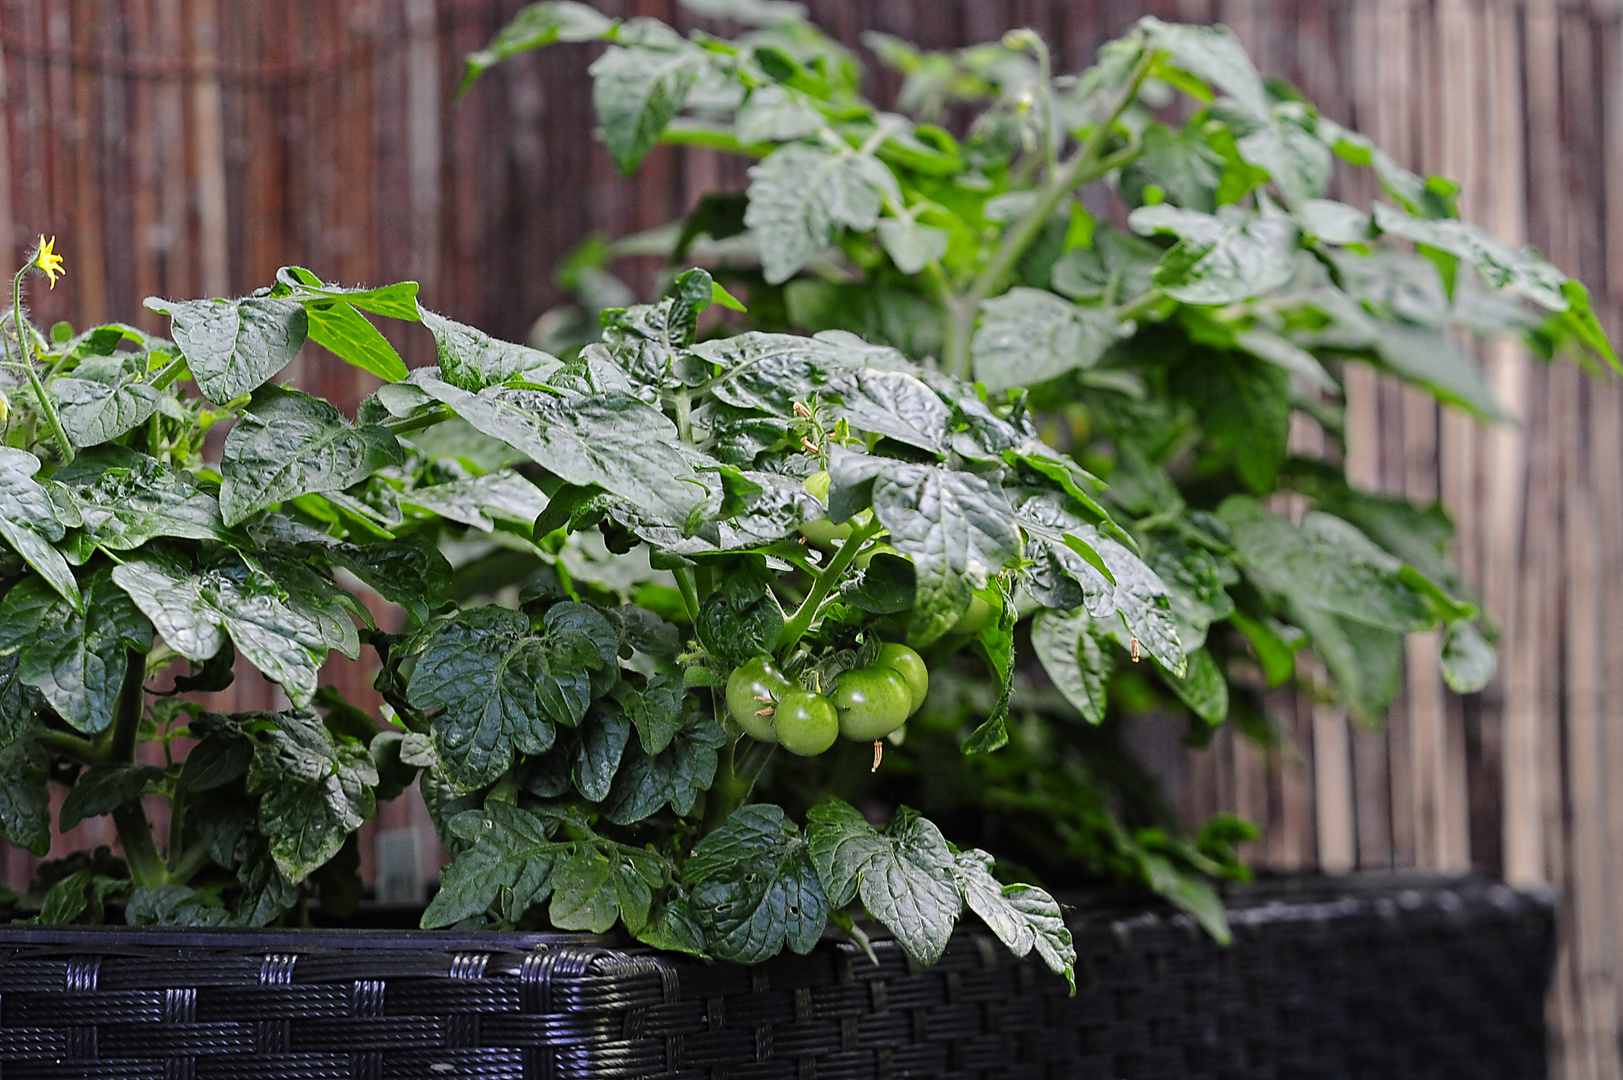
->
{"left": 725, "top": 644, "right": 929, "bottom": 757}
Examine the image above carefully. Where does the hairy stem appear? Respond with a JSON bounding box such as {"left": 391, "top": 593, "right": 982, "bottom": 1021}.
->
{"left": 776, "top": 519, "right": 882, "bottom": 652}
{"left": 943, "top": 52, "right": 1157, "bottom": 379}
{"left": 12, "top": 266, "right": 72, "bottom": 463}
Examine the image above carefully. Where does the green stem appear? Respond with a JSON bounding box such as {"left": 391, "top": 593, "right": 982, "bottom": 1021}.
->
{"left": 673, "top": 566, "right": 701, "bottom": 623}
{"left": 943, "top": 52, "right": 1157, "bottom": 379}
{"left": 168, "top": 841, "right": 212, "bottom": 886}
{"left": 659, "top": 118, "right": 772, "bottom": 158}
{"left": 12, "top": 266, "right": 72, "bottom": 463}
{"left": 106, "top": 649, "right": 164, "bottom": 889}
{"left": 702, "top": 736, "right": 776, "bottom": 835}
{"left": 1114, "top": 287, "right": 1168, "bottom": 324}
{"left": 380, "top": 405, "right": 452, "bottom": 436}
{"left": 36, "top": 728, "right": 106, "bottom": 765}
{"left": 776, "top": 519, "right": 882, "bottom": 652}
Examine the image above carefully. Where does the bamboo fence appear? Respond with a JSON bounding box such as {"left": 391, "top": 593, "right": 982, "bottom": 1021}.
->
{"left": 0, "top": 0, "right": 1614, "bottom": 1072}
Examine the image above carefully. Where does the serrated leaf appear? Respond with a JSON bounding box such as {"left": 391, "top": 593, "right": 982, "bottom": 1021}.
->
{"left": 1031, "top": 607, "right": 1113, "bottom": 725}
{"left": 736, "top": 83, "right": 823, "bottom": 144}
{"left": 461, "top": 1, "right": 617, "bottom": 94}
{"left": 0, "top": 738, "right": 49, "bottom": 854}
{"left": 0, "top": 568, "right": 153, "bottom": 734}
{"left": 602, "top": 702, "right": 726, "bottom": 824}
{"left": 413, "top": 373, "right": 706, "bottom": 526}
{"left": 1441, "top": 621, "right": 1495, "bottom": 694}
{"left": 1218, "top": 496, "right": 1432, "bottom": 633}
{"left": 275, "top": 267, "right": 421, "bottom": 321}
{"left": 112, "top": 553, "right": 349, "bottom": 708}
{"left": 746, "top": 143, "right": 899, "bottom": 284}
{"left": 50, "top": 375, "right": 167, "bottom": 447}
{"left": 1129, "top": 204, "right": 1297, "bottom": 305}
{"left": 1371, "top": 203, "right": 1568, "bottom": 311}
{"left": 687, "top": 804, "right": 829, "bottom": 964}
{"left": 1234, "top": 328, "right": 1335, "bottom": 390}
{"left": 54, "top": 448, "right": 225, "bottom": 561}
{"left": 407, "top": 603, "right": 619, "bottom": 789}
{"left": 575, "top": 698, "right": 633, "bottom": 801}
{"left": 126, "top": 884, "right": 232, "bottom": 927}
{"left": 144, "top": 295, "right": 307, "bottom": 403}
{"left": 325, "top": 534, "right": 452, "bottom": 626}
{"left": 181, "top": 731, "right": 253, "bottom": 792}
{"left": 806, "top": 799, "right": 961, "bottom": 966}
{"left": 548, "top": 842, "right": 664, "bottom": 933}
{"left": 591, "top": 40, "right": 709, "bottom": 173}
{"left": 614, "top": 672, "right": 685, "bottom": 755}
{"left": 1156, "top": 647, "right": 1228, "bottom": 725}
{"left": 303, "top": 300, "right": 408, "bottom": 384}
{"left": 972, "top": 288, "right": 1122, "bottom": 391}
{"left": 951, "top": 849, "right": 1074, "bottom": 990}
{"left": 830, "top": 369, "right": 952, "bottom": 454}
{"left": 421, "top": 801, "right": 560, "bottom": 928}
{"left": 246, "top": 709, "right": 378, "bottom": 882}
{"left": 1139, "top": 17, "right": 1268, "bottom": 118}
{"left": 877, "top": 217, "right": 949, "bottom": 275}
{"left": 871, "top": 463, "right": 1022, "bottom": 646}
{"left": 402, "top": 470, "right": 549, "bottom": 532}
{"left": 59, "top": 763, "right": 165, "bottom": 831}
{"left": 0, "top": 653, "right": 45, "bottom": 748}
{"left": 0, "top": 447, "right": 79, "bottom": 611}
{"left": 219, "top": 387, "right": 403, "bottom": 526}
{"left": 1235, "top": 104, "right": 1331, "bottom": 209}
{"left": 421, "top": 308, "right": 561, "bottom": 391}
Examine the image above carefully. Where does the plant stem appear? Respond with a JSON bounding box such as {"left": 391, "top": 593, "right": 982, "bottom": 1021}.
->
{"left": 105, "top": 650, "right": 164, "bottom": 889}
{"left": 942, "top": 52, "right": 1157, "bottom": 379}
{"left": 673, "top": 565, "right": 701, "bottom": 623}
{"left": 659, "top": 118, "right": 771, "bottom": 158}
{"left": 776, "top": 519, "right": 882, "bottom": 652}
{"left": 169, "top": 841, "right": 212, "bottom": 886}
{"left": 1114, "top": 287, "right": 1168, "bottom": 324}
{"left": 380, "top": 404, "right": 452, "bottom": 436}
{"left": 12, "top": 266, "right": 72, "bottom": 463}
{"left": 36, "top": 728, "right": 105, "bottom": 765}
{"left": 701, "top": 736, "right": 776, "bottom": 835}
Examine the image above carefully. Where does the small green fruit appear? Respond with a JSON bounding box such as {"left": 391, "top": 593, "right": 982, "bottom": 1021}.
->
{"left": 831, "top": 666, "right": 912, "bottom": 741}
{"left": 774, "top": 688, "right": 839, "bottom": 756}
{"left": 726, "top": 656, "right": 789, "bottom": 743}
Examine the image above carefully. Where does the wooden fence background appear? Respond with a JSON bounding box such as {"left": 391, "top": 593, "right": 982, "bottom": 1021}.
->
{"left": 0, "top": 0, "right": 1615, "bottom": 1073}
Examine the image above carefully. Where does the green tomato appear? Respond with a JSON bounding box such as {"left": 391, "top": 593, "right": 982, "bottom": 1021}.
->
{"left": 774, "top": 688, "right": 839, "bottom": 756}
{"left": 726, "top": 656, "right": 790, "bottom": 743}
{"left": 875, "top": 643, "right": 928, "bottom": 714}
{"left": 831, "top": 665, "right": 912, "bottom": 741}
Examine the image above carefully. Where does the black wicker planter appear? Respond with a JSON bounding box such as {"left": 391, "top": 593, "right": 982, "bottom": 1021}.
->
{"left": 0, "top": 875, "right": 1552, "bottom": 1080}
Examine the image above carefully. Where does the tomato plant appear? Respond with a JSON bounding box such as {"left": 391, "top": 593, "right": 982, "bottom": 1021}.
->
{"left": 0, "top": 0, "right": 1605, "bottom": 1002}
{"left": 464, "top": 0, "right": 1614, "bottom": 961}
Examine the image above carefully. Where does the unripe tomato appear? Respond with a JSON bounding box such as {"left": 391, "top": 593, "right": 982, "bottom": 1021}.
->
{"left": 774, "top": 688, "right": 839, "bottom": 756}
{"left": 831, "top": 666, "right": 912, "bottom": 741}
{"left": 726, "top": 656, "right": 790, "bottom": 743}
{"left": 875, "top": 643, "right": 928, "bottom": 714}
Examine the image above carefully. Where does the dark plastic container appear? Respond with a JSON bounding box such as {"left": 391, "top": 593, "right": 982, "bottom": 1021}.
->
{"left": 0, "top": 875, "right": 1553, "bottom": 1079}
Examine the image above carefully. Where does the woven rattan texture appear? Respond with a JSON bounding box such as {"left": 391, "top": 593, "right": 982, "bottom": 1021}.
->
{"left": 0, "top": 879, "right": 1552, "bottom": 1080}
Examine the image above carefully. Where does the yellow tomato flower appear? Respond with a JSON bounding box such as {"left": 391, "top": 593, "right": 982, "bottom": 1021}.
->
{"left": 32, "top": 236, "right": 64, "bottom": 288}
